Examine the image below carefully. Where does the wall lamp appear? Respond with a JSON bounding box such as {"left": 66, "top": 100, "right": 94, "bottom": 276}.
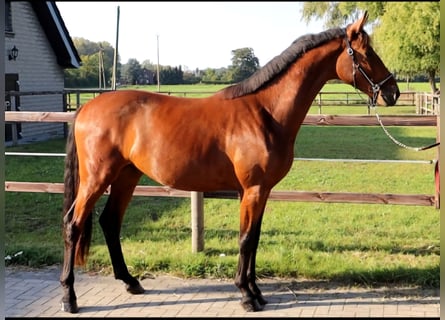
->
{"left": 8, "top": 45, "right": 18, "bottom": 61}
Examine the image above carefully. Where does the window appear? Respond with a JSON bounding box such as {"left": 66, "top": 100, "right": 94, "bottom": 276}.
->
{"left": 5, "top": 0, "right": 13, "bottom": 33}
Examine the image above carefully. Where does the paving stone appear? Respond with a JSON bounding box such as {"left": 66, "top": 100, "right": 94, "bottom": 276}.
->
{"left": 5, "top": 266, "right": 440, "bottom": 318}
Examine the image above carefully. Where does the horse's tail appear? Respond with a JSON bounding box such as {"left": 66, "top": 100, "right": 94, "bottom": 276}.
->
{"left": 63, "top": 115, "right": 93, "bottom": 266}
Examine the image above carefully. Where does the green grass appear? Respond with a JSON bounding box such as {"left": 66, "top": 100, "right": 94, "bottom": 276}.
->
{"left": 5, "top": 83, "right": 439, "bottom": 287}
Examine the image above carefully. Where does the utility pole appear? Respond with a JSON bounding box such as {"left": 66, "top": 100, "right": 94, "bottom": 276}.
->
{"left": 156, "top": 34, "right": 160, "bottom": 92}
{"left": 112, "top": 5, "right": 120, "bottom": 90}
{"left": 98, "top": 45, "right": 105, "bottom": 89}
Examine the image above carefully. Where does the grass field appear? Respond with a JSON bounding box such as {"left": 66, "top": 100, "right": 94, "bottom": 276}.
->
{"left": 5, "top": 82, "right": 439, "bottom": 287}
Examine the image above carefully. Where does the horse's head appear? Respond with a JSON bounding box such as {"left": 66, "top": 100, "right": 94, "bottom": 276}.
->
{"left": 336, "top": 11, "right": 400, "bottom": 106}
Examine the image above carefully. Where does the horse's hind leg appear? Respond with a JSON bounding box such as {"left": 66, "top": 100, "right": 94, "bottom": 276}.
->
{"left": 99, "top": 164, "right": 144, "bottom": 294}
{"left": 60, "top": 179, "right": 110, "bottom": 313}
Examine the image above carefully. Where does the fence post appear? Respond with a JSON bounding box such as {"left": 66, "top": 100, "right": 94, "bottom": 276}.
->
{"left": 62, "top": 92, "right": 68, "bottom": 138}
{"left": 76, "top": 92, "right": 81, "bottom": 109}
{"left": 435, "top": 114, "right": 440, "bottom": 209}
{"left": 415, "top": 93, "right": 420, "bottom": 114}
{"left": 191, "top": 191, "right": 204, "bottom": 252}
{"left": 10, "top": 95, "right": 18, "bottom": 146}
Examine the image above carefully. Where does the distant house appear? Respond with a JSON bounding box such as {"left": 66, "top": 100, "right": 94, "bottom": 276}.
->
{"left": 5, "top": 0, "right": 81, "bottom": 143}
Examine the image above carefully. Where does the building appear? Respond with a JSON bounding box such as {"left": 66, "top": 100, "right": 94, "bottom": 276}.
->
{"left": 5, "top": 0, "right": 81, "bottom": 143}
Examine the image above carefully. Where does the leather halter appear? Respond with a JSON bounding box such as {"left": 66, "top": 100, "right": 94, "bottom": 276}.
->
{"left": 344, "top": 33, "right": 394, "bottom": 107}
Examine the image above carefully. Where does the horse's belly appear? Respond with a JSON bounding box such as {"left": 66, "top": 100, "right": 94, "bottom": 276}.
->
{"left": 156, "top": 170, "right": 239, "bottom": 192}
{"left": 136, "top": 156, "right": 239, "bottom": 192}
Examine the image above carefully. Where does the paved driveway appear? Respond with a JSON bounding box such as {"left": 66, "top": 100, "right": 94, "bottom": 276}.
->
{"left": 5, "top": 266, "right": 440, "bottom": 318}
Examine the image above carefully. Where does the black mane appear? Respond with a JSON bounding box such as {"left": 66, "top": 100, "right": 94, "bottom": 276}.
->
{"left": 221, "top": 27, "right": 346, "bottom": 99}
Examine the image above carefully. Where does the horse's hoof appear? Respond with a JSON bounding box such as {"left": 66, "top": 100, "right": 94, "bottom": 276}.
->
{"left": 126, "top": 282, "right": 145, "bottom": 294}
{"left": 256, "top": 294, "right": 268, "bottom": 306}
{"left": 60, "top": 300, "right": 79, "bottom": 313}
{"left": 240, "top": 297, "right": 264, "bottom": 312}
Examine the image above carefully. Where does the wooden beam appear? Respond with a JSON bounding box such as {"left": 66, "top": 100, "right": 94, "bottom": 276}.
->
{"left": 5, "top": 112, "right": 437, "bottom": 126}
{"left": 302, "top": 115, "right": 437, "bottom": 126}
{"left": 5, "top": 181, "right": 435, "bottom": 206}
{"left": 5, "top": 111, "right": 75, "bottom": 123}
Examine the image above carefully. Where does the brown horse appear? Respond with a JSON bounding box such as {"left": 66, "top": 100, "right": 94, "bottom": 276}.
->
{"left": 60, "top": 12, "right": 399, "bottom": 313}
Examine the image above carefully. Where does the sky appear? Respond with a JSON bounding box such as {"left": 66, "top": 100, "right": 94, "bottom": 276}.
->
{"left": 56, "top": 1, "right": 324, "bottom": 71}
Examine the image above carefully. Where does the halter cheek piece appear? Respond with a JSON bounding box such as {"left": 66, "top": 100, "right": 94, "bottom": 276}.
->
{"left": 343, "top": 32, "right": 394, "bottom": 107}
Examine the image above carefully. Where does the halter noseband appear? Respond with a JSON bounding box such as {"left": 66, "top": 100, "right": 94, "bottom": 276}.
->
{"left": 344, "top": 33, "right": 394, "bottom": 107}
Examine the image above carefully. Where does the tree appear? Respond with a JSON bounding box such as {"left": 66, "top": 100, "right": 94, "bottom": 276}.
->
{"left": 301, "top": 2, "right": 440, "bottom": 93}
{"left": 201, "top": 68, "right": 232, "bottom": 84}
{"left": 372, "top": 2, "right": 440, "bottom": 92}
{"left": 230, "top": 48, "right": 260, "bottom": 83}
{"left": 301, "top": 2, "right": 385, "bottom": 29}
{"left": 64, "top": 38, "right": 116, "bottom": 88}
{"left": 121, "top": 58, "right": 142, "bottom": 85}
{"left": 159, "top": 65, "right": 184, "bottom": 85}
{"left": 141, "top": 59, "right": 156, "bottom": 71}
{"left": 201, "top": 68, "right": 218, "bottom": 83}
{"left": 183, "top": 70, "right": 201, "bottom": 84}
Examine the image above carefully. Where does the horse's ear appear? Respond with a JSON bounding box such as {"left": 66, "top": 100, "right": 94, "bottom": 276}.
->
{"left": 346, "top": 11, "right": 368, "bottom": 39}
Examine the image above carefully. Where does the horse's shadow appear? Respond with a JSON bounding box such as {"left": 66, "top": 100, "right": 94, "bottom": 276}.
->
{"left": 77, "top": 280, "right": 439, "bottom": 313}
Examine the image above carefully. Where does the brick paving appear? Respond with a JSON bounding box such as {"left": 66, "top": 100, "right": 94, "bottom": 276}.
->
{"left": 5, "top": 266, "right": 440, "bottom": 318}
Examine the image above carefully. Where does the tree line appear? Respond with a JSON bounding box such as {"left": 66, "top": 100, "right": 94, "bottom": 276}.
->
{"left": 65, "top": 2, "right": 439, "bottom": 92}
{"left": 64, "top": 38, "right": 260, "bottom": 88}
{"left": 301, "top": 1, "right": 440, "bottom": 93}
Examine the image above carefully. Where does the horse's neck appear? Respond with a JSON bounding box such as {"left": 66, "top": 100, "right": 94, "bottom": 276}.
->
{"left": 261, "top": 40, "right": 342, "bottom": 137}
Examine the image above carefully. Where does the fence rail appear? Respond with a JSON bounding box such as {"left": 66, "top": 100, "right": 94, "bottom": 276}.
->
{"left": 59, "top": 90, "right": 423, "bottom": 112}
{"left": 5, "top": 111, "right": 438, "bottom": 126}
{"left": 5, "top": 110, "right": 439, "bottom": 207}
{"left": 154, "top": 91, "right": 418, "bottom": 106}
{"left": 5, "top": 181, "right": 436, "bottom": 207}
{"left": 5, "top": 90, "right": 436, "bottom": 143}
{"left": 5, "top": 109, "right": 440, "bottom": 251}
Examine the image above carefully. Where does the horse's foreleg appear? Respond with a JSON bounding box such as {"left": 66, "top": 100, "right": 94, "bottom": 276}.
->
{"left": 246, "top": 213, "right": 268, "bottom": 306}
{"left": 99, "top": 165, "right": 144, "bottom": 294}
{"left": 235, "top": 186, "right": 270, "bottom": 312}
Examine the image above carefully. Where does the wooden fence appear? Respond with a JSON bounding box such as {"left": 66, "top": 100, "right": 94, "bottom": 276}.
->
{"left": 62, "top": 89, "right": 419, "bottom": 111}
{"left": 5, "top": 112, "right": 439, "bottom": 206}
{"left": 415, "top": 92, "right": 440, "bottom": 115}
{"left": 5, "top": 89, "right": 428, "bottom": 146}
{"left": 5, "top": 110, "right": 440, "bottom": 251}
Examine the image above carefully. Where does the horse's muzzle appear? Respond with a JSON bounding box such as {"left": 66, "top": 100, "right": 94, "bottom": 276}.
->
{"left": 379, "top": 85, "right": 400, "bottom": 106}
